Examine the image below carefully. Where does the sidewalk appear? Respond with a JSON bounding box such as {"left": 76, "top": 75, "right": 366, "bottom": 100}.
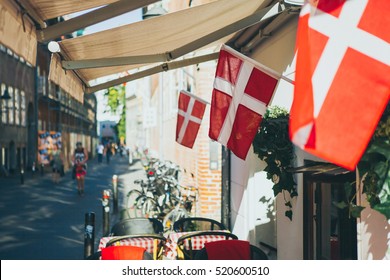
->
{"left": 0, "top": 155, "right": 145, "bottom": 260}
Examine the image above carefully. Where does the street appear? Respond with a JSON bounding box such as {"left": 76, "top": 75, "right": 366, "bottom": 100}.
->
{"left": 0, "top": 155, "right": 144, "bottom": 260}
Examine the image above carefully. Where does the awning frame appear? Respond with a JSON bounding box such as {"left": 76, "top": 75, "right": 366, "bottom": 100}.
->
{"left": 85, "top": 52, "right": 219, "bottom": 93}
{"left": 62, "top": 2, "right": 286, "bottom": 70}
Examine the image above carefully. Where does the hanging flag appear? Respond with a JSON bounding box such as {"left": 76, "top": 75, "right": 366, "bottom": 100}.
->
{"left": 176, "top": 90, "right": 207, "bottom": 148}
{"left": 290, "top": 0, "right": 390, "bottom": 170}
{"left": 209, "top": 45, "right": 279, "bottom": 160}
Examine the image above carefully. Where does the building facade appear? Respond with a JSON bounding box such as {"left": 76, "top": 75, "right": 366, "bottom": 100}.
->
{"left": 0, "top": 44, "right": 35, "bottom": 174}
{"left": 0, "top": 3, "right": 97, "bottom": 177}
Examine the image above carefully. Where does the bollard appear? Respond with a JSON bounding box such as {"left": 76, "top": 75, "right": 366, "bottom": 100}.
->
{"left": 102, "top": 189, "right": 111, "bottom": 236}
{"left": 20, "top": 168, "right": 24, "bottom": 185}
{"left": 40, "top": 163, "right": 44, "bottom": 176}
{"left": 112, "top": 175, "right": 118, "bottom": 214}
{"left": 32, "top": 162, "right": 36, "bottom": 177}
{"left": 84, "top": 212, "right": 95, "bottom": 259}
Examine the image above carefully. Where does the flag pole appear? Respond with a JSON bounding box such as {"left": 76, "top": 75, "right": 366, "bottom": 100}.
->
{"left": 181, "top": 90, "right": 211, "bottom": 105}
{"left": 222, "top": 45, "right": 294, "bottom": 85}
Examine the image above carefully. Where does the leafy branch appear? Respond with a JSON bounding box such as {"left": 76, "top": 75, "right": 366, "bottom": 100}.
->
{"left": 335, "top": 104, "right": 390, "bottom": 219}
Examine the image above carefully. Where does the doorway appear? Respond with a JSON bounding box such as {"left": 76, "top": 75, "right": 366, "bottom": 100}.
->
{"left": 303, "top": 169, "right": 357, "bottom": 260}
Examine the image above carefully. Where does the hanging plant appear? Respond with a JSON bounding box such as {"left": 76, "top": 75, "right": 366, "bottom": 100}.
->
{"left": 253, "top": 106, "right": 297, "bottom": 221}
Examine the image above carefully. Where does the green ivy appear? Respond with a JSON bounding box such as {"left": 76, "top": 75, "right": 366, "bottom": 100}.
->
{"left": 253, "top": 106, "right": 296, "bottom": 220}
{"left": 357, "top": 104, "right": 390, "bottom": 220}
{"left": 329, "top": 104, "right": 389, "bottom": 220}
{"left": 253, "top": 104, "right": 390, "bottom": 221}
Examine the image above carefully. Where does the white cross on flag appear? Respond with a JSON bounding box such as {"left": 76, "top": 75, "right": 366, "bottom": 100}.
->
{"left": 176, "top": 90, "right": 207, "bottom": 148}
{"left": 209, "top": 45, "right": 279, "bottom": 160}
{"left": 290, "top": 0, "right": 390, "bottom": 170}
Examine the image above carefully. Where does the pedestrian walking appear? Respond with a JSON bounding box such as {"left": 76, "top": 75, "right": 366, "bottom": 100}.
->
{"left": 50, "top": 143, "right": 63, "bottom": 184}
{"left": 97, "top": 142, "right": 104, "bottom": 163}
{"left": 104, "top": 142, "right": 112, "bottom": 164}
{"left": 72, "top": 142, "right": 88, "bottom": 196}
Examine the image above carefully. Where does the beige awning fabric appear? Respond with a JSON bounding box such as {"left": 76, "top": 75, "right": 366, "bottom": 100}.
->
{"left": 21, "top": 0, "right": 119, "bottom": 21}
{"left": 49, "top": 54, "right": 84, "bottom": 103}
{"left": 56, "top": 0, "right": 275, "bottom": 87}
{"left": 0, "top": 0, "right": 37, "bottom": 66}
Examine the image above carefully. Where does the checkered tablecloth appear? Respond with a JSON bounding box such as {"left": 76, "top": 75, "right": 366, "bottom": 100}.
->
{"left": 166, "top": 231, "right": 231, "bottom": 259}
{"left": 98, "top": 237, "right": 155, "bottom": 254}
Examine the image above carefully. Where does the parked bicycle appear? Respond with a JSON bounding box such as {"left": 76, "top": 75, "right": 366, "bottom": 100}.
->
{"left": 162, "top": 183, "right": 199, "bottom": 232}
{"left": 122, "top": 158, "right": 182, "bottom": 220}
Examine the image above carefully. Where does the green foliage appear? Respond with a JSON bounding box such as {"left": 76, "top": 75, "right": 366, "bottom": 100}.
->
{"left": 253, "top": 106, "right": 296, "bottom": 220}
{"left": 358, "top": 104, "right": 390, "bottom": 220}
{"left": 105, "top": 87, "right": 122, "bottom": 113}
{"left": 335, "top": 104, "right": 390, "bottom": 220}
{"left": 116, "top": 107, "right": 126, "bottom": 140}
{"left": 104, "top": 85, "right": 127, "bottom": 142}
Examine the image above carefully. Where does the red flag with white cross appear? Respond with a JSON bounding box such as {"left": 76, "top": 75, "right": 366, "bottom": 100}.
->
{"left": 176, "top": 90, "right": 207, "bottom": 148}
{"left": 290, "top": 0, "right": 390, "bottom": 170}
{"left": 209, "top": 45, "right": 279, "bottom": 160}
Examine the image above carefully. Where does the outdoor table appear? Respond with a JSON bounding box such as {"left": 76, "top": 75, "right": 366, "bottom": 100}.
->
{"left": 166, "top": 230, "right": 231, "bottom": 260}
{"left": 98, "top": 236, "right": 155, "bottom": 255}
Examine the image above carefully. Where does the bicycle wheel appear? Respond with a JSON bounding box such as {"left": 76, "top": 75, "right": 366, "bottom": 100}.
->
{"left": 163, "top": 208, "right": 190, "bottom": 232}
{"left": 168, "top": 185, "right": 181, "bottom": 208}
{"left": 125, "top": 189, "right": 143, "bottom": 218}
{"left": 142, "top": 197, "right": 161, "bottom": 219}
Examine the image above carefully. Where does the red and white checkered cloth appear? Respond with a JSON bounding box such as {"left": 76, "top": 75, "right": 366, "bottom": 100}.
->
{"left": 98, "top": 237, "right": 155, "bottom": 254}
{"left": 166, "top": 231, "right": 231, "bottom": 259}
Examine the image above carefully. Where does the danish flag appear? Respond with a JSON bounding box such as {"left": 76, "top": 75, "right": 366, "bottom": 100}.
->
{"left": 209, "top": 45, "right": 279, "bottom": 160}
{"left": 290, "top": 0, "right": 390, "bottom": 170}
{"left": 176, "top": 90, "right": 207, "bottom": 148}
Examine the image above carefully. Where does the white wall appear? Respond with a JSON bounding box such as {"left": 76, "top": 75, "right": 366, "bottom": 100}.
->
{"left": 357, "top": 194, "right": 390, "bottom": 260}
{"left": 230, "top": 149, "right": 277, "bottom": 246}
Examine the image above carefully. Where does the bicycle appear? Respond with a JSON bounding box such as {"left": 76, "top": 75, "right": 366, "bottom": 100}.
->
{"left": 162, "top": 184, "right": 198, "bottom": 232}
{"left": 122, "top": 179, "right": 150, "bottom": 219}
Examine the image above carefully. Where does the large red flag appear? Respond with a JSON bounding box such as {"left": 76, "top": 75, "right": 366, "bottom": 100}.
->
{"left": 176, "top": 90, "right": 207, "bottom": 148}
{"left": 209, "top": 45, "right": 279, "bottom": 160}
{"left": 290, "top": 0, "right": 390, "bottom": 170}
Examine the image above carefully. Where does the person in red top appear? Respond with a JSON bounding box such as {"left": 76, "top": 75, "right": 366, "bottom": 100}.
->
{"left": 71, "top": 142, "right": 88, "bottom": 196}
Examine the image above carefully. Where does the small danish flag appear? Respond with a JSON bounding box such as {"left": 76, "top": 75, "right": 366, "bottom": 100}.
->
{"left": 176, "top": 90, "right": 207, "bottom": 148}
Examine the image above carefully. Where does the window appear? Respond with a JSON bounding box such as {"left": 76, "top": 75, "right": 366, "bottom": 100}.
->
{"left": 20, "top": 91, "right": 26, "bottom": 126}
{"left": 1, "top": 83, "right": 7, "bottom": 124}
{"left": 7, "top": 87, "right": 14, "bottom": 125}
{"left": 14, "top": 88, "right": 20, "bottom": 125}
{"left": 209, "top": 140, "right": 219, "bottom": 170}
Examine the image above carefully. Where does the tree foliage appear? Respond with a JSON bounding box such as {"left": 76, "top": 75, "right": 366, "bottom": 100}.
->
{"left": 104, "top": 85, "right": 126, "bottom": 142}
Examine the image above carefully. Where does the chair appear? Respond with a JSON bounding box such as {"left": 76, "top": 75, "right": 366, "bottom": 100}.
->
{"left": 173, "top": 217, "right": 227, "bottom": 232}
{"left": 106, "top": 234, "right": 167, "bottom": 260}
{"left": 176, "top": 231, "right": 238, "bottom": 260}
{"left": 110, "top": 218, "right": 163, "bottom": 236}
{"left": 194, "top": 240, "right": 269, "bottom": 260}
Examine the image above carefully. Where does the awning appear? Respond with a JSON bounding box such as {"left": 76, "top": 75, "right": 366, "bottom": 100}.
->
{"left": 15, "top": 0, "right": 290, "bottom": 93}
{"left": 18, "top": 0, "right": 119, "bottom": 25}
{"left": 0, "top": 0, "right": 37, "bottom": 66}
{"left": 51, "top": 0, "right": 285, "bottom": 92}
